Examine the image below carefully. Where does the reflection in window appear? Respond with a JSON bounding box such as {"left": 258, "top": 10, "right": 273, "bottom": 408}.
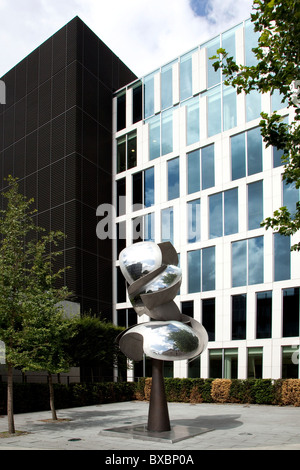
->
{"left": 187, "top": 144, "right": 215, "bottom": 194}
{"left": 248, "top": 180, "right": 263, "bottom": 230}
{"left": 274, "top": 233, "right": 290, "bottom": 281}
{"left": 144, "top": 72, "right": 156, "bottom": 119}
{"left": 282, "top": 346, "right": 299, "bottom": 378}
{"left": 180, "top": 50, "right": 195, "bottom": 101}
{"left": 256, "top": 291, "right": 272, "bottom": 339}
{"left": 117, "top": 131, "right": 137, "bottom": 173}
{"left": 187, "top": 198, "right": 201, "bottom": 243}
{"left": 271, "top": 88, "right": 288, "bottom": 112}
{"left": 222, "top": 27, "right": 236, "bottom": 63}
{"left": 232, "top": 294, "right": 246, "bottom": 340}
{"left": 207, "top": 85, "right": 221, "bottom": 137}
{"left": 144, "top": 167, "right": 155, "bottom": 208}
{"left": 244, "top": 19, "right": 259, "bottom": 67}
{"left": 223, "top": 84, "right": 237, "bottom": 131}
{"left": 144, "top": 212, "right": 155, "bottom": 242}
{"left": 283, "top": 287, "right": 299, "bottom": 337}
{"left": 205, "top": 36, "right": 221, "bottom": 89}
{"left": 246, "top": 89, "right": 261, "bottom": 122}
{"left": 283, "top": 181, "right": 299, "bottom": 218}
{"left": 231, "top": 127, "right": 262, "bottom": 180}
{"left": 168, "top": 157, "right": 180, "bottom": 200}
{"left": 149, "top": 115, "right": 160, "bottom": 160}
{"left": 224, "top": 349, "right": 238, "bottom": 379}
{"left": 161, "top": 207, "right": 174, "bottom": 244}
{"left": 186, "top": 97, "right": 200, "bottom": 145}
{"left": 209, "top": 349, "right": 222, "bottom": 378}
{"left": 132, "top": 167, "right": 155, "bottom": 210}
{"left": 209, "top": 188, "right": 238, "bottom": 238}
{"left": 161, "top": 61, "right": 175, "bottom": 110}
{"left": 161, "top": 109, "right": 173, "bottom": 156}
{"left": 247, "top": 347, "right": 263, "bottom": 379}
{"left": 187, "top": 246, "right": 215, "bottom": 293}
{"left": 232, "top": 236, "right": 264, "bottom": 287}
{"left": 209, "top": 348, "right": 238, "bottom": 379}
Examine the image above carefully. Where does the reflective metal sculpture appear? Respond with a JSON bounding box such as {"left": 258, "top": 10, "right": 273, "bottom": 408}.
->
{"left": 117, "top": 241, "right": 208, "bottom": 433}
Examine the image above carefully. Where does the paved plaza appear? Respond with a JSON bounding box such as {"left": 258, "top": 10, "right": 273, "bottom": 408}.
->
{"left": 0, "top": 400, "right": 300, "bottom": 452}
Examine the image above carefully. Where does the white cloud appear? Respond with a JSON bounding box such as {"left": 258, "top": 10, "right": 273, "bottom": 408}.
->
{"left": 0, "top": 0, "right": 254, "bottom": 78}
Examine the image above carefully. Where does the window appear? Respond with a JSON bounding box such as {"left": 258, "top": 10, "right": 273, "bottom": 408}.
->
{"left": 209, "top": 348, "right": 238, "bottom": 379}
{"left": 116, "top": 221, "right": 126, "bottom": 256}
{"left": 144, "top": 212, "right": 155, "bottom": 242}
{"left": 187, "top": 246, "right": 215, "bottom": 293}
{"left": 161, "top": 207, "right": 173, "bottom": 243}
{"left": 283, "top": 287, "right": 299, "bottom": 337}
{"left": 117, "top": 308, "right": 137, "bottom": 328}
{"left": 116, "top": 178, "right": 126, "bottom": 216}
{"left": 202, "top": 298, "right": 215, "bottom": 341}
{"left": 186, "top": 97, "right": 200, "bottom": 145}
{"left": 246, "top": 89, "right": 261, "bottom": 122}
{"left": 188, "top": 356, "right": 200, "bottom": 378}
{"left": 144, "top": 72, "right": 156, "bottom": 119}
{"left": 148, "top": 109, "right": 174, "bottom": 160}
{"left": 223, "top": 84, "right": 237, "bottom": 131}
{"left": 231, "top": 127, "right": 262, "bottom": 180}
{"left": 187, "top": 198, "right": 201, "bottom": 243}
{"left": 232, "top": 294, "right": 246, "bottom": 340}
{"left": 132, "top": 82, "right": 143, "bottom": 123}
{"left": 209, "top": 349, "right": 222, "bottom": 378}
{"left": 187, "top": 144, "right": 215, "bottom": 194}
{"left": 168, "top": 157, "right": 179, "bottom": 200}
{"left": 117, "top": 131, "right": 137, "bottom": 173}
{"left": 244, "top": 19, "right": 259, "bottom": 67}
{"left": 132, "top": 167, "right": 154, "bottom": 210}
{"left": 248, "top": 180, "right": 263, "bottom": 230}
{"left": 282, "top": 346, "right": 299, "bottom": 379}
{"left": 256, "top": 291, "right": 272, "bottom": 339}
{"left": 274, "top": 233, "right": 290, "bottom": 281}
{"left": 181, "top": 300, "right": 194, "bottom": 318}
{"left": 209, "top": 188, "right": 238, "bottom": 238}
{"left": 247, "top": 347, "right": 263, "bottom": 378}
{"left": 117, "top": 266, "right": 126, "bottom": 302}
{"left": 161, "top": 61, "right": 175, "bottom": 110}
{"left": 132, "top": 212, "right": 155, "bottom": 242}
{"left": 206, "top": 85, "right": 221, "bottom": 137}
{"left": 271, "top": 89, "right": 288, "bottom": 112}
{"left": 283, "top": 181, "right": 299, "bottom": 219}
{"left": 232, "top": 236, "right": 264, "bottom": 287}
{"left": 180, "top": 50, "right": 195, "bottom": 101}
{"left": 117, "top": 92, "right": 126, "bottom": 131}
{"left": 205, "top": 36, "right": 221, "bottom": 89}
{"left": 273, "top": 116, "right": 288, "bottom": 167}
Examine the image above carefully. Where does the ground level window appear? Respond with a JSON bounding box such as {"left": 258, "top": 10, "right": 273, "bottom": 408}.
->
{"left": 282, "top": 346, "right": 299, "bottom": 379}
{"left": 247, "top": 347, "right": 263, "bottom": 379}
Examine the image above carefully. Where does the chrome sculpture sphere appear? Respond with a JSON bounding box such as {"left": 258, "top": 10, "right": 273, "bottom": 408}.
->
{"left": 117, "top": 241, "right": 208, "bottom": 362}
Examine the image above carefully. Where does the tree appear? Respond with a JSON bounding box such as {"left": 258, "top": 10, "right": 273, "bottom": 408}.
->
{"left": 212, "top": 0, "right": 300, "bottom": 250}
{"left": 0, "top": 176, "right": 71, "bottom": 431}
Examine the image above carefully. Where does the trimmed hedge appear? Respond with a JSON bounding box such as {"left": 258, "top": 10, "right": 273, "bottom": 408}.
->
{"left": 1, "top": 378, "right": 300, "bottom": 415}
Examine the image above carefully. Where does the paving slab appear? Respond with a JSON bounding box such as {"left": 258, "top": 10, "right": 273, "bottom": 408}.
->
{"left": 0, "top": 401, "right": 300, "bottom": 453}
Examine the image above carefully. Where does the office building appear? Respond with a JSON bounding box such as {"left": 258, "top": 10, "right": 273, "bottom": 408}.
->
{"left": 113, "top": 19, "right": 300, "bottom": 380}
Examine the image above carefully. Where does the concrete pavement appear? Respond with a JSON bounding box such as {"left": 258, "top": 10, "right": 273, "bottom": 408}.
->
{"left": 0, "top": 400, "right": 300, "bottom": 452}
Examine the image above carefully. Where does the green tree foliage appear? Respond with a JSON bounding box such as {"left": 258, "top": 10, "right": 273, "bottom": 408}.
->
{"left": 212, "top": 0, "right": 300, "bottom": 250}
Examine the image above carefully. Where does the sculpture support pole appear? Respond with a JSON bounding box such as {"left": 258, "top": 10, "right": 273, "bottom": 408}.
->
{"left": 147, "top": 359, "right": 171, "bottom": 432}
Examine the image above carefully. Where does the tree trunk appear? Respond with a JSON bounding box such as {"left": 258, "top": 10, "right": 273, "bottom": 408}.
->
{"left": 48, "top": 372, "right": 57, "bottom": 420}
{"left": 7, "top": 364, "right": 15, "bottom": 434}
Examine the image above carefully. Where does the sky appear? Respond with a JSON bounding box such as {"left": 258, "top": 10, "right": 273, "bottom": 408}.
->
{"left": 0, "top": 0, "right": 254, "bottom": 79}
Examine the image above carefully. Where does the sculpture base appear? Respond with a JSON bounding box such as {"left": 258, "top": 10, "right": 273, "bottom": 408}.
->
{"left": 99, "top": 423, "right": 214, "bottom": 444}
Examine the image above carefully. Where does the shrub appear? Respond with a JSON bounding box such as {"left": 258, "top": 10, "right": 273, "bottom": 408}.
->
{"left": 281, "top": 379, "right": 300, "bottom": 406}
{"left": 211, "top": 379, "right": 231, "bottom": 403}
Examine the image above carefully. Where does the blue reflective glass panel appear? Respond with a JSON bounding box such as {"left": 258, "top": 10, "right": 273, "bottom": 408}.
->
{"left": 232, "top": 239, "right": 247, "bottom": 287}
{"left": 149, "top": 116, "right": 160, "bottom": 160}
{"left": 209, "top": 193, "right": 222, "bottom": 239}
{"left": 248, "top": 180, "right": 263, "bottom": 230}
{"left": 248, "top": 236, "right": 264, "bottom": 285}
{"left": 144, "top": 212, "right": 155, "bottom": 242}
{"left": 224, "top": 188, "right": 238, "bottom": 235}
{"left": 223, "top": 85, "right": 237, "bottom": 131}
{"left": 202, "top": 144, "right": 215, "bottom": 189}
{"left": 202, "top": 246, "right": 215, "bottom": 291}
{"left": 180, "top": 51, "right": 195, "bottom": 101}
{"left": 161, "top": 207, "right": 174, "bottom": 243}
{"left": 205, "top": 37, "right": 221, "bottom": 89}
{"left": 274, "top": 233, "right": 290, "bottom": 281}
{"left": 246, "top": 90, "right": 261, "bottom": 122}
{"left": 244, "top": 19, "right": 259, "bottom": 67}
{"left": 186, "top": 97, "right": 200, "bottom": 145}
{"left": 161, "top": 109, "right": 173, "bottom": 156}
{"left": 144, "top": 73, "right": 155, "bottom": 118}
{"left": 271, "top": 89, "right": 288, "bottom": 112}
{"left": 187, "top": 149, "right": 200, "bottom": 194}
{"left": 161, "top": 62, "right": 174, "bottom": 110}
{"left": 247, "top": 127, "right": 262, "bottom": 175}
{"left": 283, "top": 181, "right": 299, "bottom": 218}
{"left": 144, "top": 167, "right": 155, "bottom": 207}
{"left": 168, "top": 157, "right": 179, "bottom": 200}
{"left": 188, "top": 249, "right": 201, "bottom": 293}
{"left": 207, "top": 86, "right": 221, "bottom": 137}
{"left": 231, "top": 133, "right": 246, "bottom": 180}
{"left": 187, "top": 199, "right": 201, "bottom": 243}
{"left": 273, "top": 147, "right": 284, "bottom": 168}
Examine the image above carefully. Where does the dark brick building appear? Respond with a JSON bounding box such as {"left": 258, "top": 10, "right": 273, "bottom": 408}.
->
{"left": 0, "top": 17, "right": 136, "bottom": 319}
